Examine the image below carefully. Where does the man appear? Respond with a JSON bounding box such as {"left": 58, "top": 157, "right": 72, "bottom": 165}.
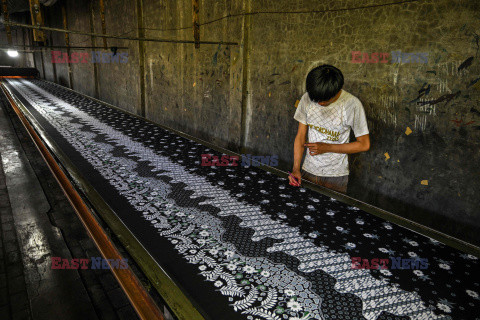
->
{"left": 289, "top": 64, "right": 370, "bottom": 193}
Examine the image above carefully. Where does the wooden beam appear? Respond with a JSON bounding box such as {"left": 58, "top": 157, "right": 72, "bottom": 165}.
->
{"left": 99, "top": 0, "right": 107, "bottom": 49}
{"left": 240, "top": 0, "right": 252, "bottom": 152}
{"left": 50, "top": 32, "right": 58, "bottom": 83}
{"left": 30, "top": 28, "right": 38, "bottom": 70}
{"left": 192, "top": 0, "right": 200, "bottom": 48}
{"left": 28, "top": 0, "right": 45, "bottom": 42}
{"left": 136, "top": 0, "right": 146, "bottom": 117}
{"left": 40, "top": 49, "right": 46, "bottom": 79}
{"left": 62, "top": 4, "right": 70, "bottom": 47}
{"left": 90, "top": 0, "right": 99, "bottom": 98}
{"left": 1, "top": 0, "right": 12, "bottom": 45}
{"left": 61, "top": 3, "right": 73, "bottom": 88}
{"left": 22, "top": 28, "right": 28, "bottom": 66}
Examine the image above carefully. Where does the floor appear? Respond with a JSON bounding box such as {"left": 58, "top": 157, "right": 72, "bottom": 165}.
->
{"left": 0, "top": 95, "right": 143, "bottom": 320}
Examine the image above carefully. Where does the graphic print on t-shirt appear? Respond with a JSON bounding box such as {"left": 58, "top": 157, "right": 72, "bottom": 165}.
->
{"left": 307, "top": 123, "right": 341, "bottom": 141}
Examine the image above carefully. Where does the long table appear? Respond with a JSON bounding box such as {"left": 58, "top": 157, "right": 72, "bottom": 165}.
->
{"left": 2, "top": 78, "right": 479, "bottom": 320}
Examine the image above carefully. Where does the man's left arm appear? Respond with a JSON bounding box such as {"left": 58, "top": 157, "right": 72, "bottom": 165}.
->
{"left": 305, "top": 134, "right": 370, "bottom": 155}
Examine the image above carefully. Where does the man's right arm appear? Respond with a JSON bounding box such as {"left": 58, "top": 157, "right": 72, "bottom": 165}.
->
{"left": 290, "top": 122, "right": 308, "bottom": 186}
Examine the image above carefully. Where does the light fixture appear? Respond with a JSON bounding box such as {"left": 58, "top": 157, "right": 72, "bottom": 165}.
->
{"left": 7, "top": 50, "right": 19, "bottom": 57}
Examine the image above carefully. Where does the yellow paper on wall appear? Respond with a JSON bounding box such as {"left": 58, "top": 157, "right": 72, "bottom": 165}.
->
{"left": 421, "top": 180, "right": 428, "bottom": 185}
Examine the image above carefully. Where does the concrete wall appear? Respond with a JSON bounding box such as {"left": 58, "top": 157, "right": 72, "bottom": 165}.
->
{"left": 143, "top": 0, "right": 244, "bottom": 147}
{"left": 4, "top": 0, "right": 480, "bottom": 245}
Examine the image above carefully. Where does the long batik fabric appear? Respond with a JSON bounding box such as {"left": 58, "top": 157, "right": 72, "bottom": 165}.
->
{"left": 4, "top": 78, "right": 479, "bottom": 320}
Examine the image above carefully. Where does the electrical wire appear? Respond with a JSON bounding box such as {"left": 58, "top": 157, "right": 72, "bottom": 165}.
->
{"left": 3, "top": 22, "right": 238, "bottom": 45}
{"left": 141, "top": 0, "right": 422, "bottom": 32}
{"left": 5, "top": 0, "right": 422, "bottom": 47}
{"left": 69, "top": 0, "right": 422, "bottom": 46}
{"left": 74, "top": 29, "right": 136, "bottom": 46}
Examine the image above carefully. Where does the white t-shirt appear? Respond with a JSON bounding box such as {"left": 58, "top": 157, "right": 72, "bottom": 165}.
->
{"left": 293, "top": 90, "right": 369, "bottom": 177}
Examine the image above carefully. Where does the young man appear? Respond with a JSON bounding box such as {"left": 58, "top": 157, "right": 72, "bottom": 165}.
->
{"left": 289, "top": 65, "right": 370, "bottom": 193}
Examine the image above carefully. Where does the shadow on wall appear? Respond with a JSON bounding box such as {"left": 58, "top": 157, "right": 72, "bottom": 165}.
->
{"left": 58, "top": 76, "right": 70, "bottom": 87}
{"left": 349, "top": 153, "right": 480, "bottom": 247}
{"left": 345, "top": 70, "right": 480, "bottom": 246}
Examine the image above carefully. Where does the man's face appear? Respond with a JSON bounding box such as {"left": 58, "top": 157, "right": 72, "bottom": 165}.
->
{"left": 317, "top": 90, "right": 342, "bottom": 106}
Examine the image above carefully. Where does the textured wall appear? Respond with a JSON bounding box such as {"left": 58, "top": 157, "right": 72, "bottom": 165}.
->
{"left": 45, "top": 2, "right": 70, "bottom": 87}
{"left": 0, "top": 26, "right": 31, "bottom": 67}
{"left": 5, "top": 0, "right": 480, "bottom": 245}
{"left": 244, "top": 0, "right": 480, "bottom": 244}
{"left": 142, "top": 0, "right": 244, "bottom": 147}
{"left": 91, "top": 0, "right": 140, "bottom": 114}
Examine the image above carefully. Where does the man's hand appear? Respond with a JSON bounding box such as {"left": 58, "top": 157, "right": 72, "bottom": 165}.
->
{"left": 305, "top": 142, "right": 331, "bottom": 156}
{"left": 289, "top": 169, "right": 302, "bottom": 187}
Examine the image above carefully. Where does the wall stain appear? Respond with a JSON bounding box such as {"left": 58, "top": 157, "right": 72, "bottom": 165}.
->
{"left": 458, "top": 56, "right": 474, "bottom": 72}
{"left": 451, "top": 119, "right": 475, "bottom": 127}
{"left": 467, "top": 77, "right": 480, "bottom": 88}
{"left": 470, "top": 107, "right": 480, "bottom": 116}
{"left": 417, "top": 90, "right": 461, "bottom": 107}
{"left": 409, "top": 83, "right": 431, "bottom": 103}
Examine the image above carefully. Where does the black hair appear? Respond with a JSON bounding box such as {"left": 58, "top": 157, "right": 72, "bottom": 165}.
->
{"left": 306, "top": 65, "right": 344, "bottom": 102}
